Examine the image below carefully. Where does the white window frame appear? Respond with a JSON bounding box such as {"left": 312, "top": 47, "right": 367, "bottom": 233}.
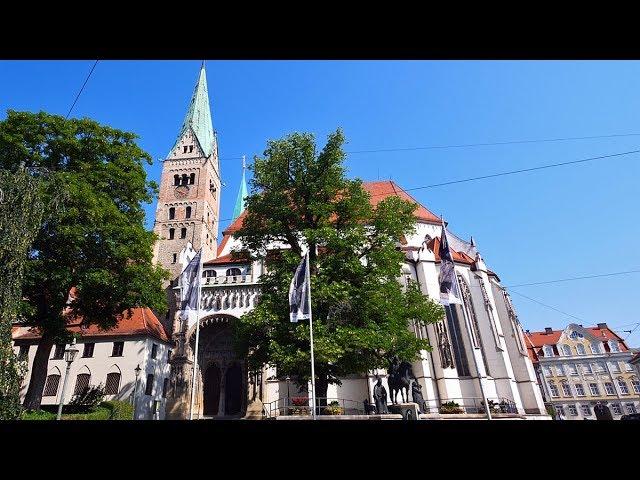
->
{"left": 561, "top": 382, "right": 572, "bottom": 397}
{"left": 618, "top": 379, "right": 630, "bottom": 395}
{"left": 568, "top": 404, "right": 578, "bottom": 416}
{"left": 626, "top": 403, "right": 637, "bottom": 414}
{"left": 561, "top": 344, "right": 571, "bottom": 356}
{"left": 556, "top": 365, "right": 565, "bottom": 376}
{"left": 568, "top": 363, "right": 579, "bottom": 375}
{"left": 609, "top": 361, "right": 621, "bottom": 373}
{"left": 542, "top": 366, "right": 552, "bottom": 377}
{"left": 575, "top": 383, "right": 585, "bottom": 396}
{"left": 581, "top": 404, "right": 591, "bottom": 416}
{"left": 549, "top": 383, "right": 560, "bottom": 398}
{"left": 632, "top": 379, "right": 640, "bottom": 394}
{"left": 611, "top": 403, "right": 623, "bottom": 415}
{"left": 604, "top": 382, "right": 615, "bottom": 396}
{"left": 576, "top": 344, "right": 586, "bottom": 355}
{"left": 555, "top": 405, "right": 565, "bottom": 417}
{"left": 589, "top": 383, "right": 599, "bottom": 396}
{"left": 544, "top": 345, "right": 554, "bottom": 357}
{"left": 609, "top": 341, "right": 619, "bottom": 353}
{"left": 582, "top": 363, "right": 593, "bottom": 374}
{"left": 590, "top": 342, "right": 601, "bottom": 354}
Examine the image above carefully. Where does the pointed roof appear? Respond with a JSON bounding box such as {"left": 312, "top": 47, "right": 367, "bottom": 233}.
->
{"left": 169, "top": 64, "right": 216, "bottom": 158}
{"left": 233, "top": 157, "right": 248, "bottom": 220}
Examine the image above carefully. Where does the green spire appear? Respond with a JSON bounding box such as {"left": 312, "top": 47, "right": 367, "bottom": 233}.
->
{"left": 232, "top": 156, "right": 248, "bottom": 220}
{"left": 169, "top": 63, "right": 216, "bottom": 158}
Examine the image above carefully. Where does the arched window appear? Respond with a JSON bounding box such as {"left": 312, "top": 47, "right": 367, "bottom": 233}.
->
{"left": 73, "top": 373, "right": 91, "bottom": 396}
{"left": 186, "top": 206, "right": 192, "bottom": 219}
{"left": 180, "top": 227, "right": 187, "bottom": 239}
{"left": 181, "top": 174, "right": 188, "bottom": 185}
{"left": 169, "top": 228, "right": 175, "bottom": 240}
{"left": 189, "top": 173, "right": 195, "bottom": 184}
{"left": 590, "top": 342, "right": 601, "bottom": 354}
{"left": 174, "top": 174, "right": 180, "bottom": 186}
{"left": 105, "top": 372, "right": 121, "bottom": 395}
{"left": 202, "top": 269, "right": 217, "bottom": 278}
{"left": 576, "top": 344, "right": 586, "bottom": 355}
{"left": 43, "top": 374, "right": 61, "bottom": 397}
{"left": 561, "top": 344, "right": 572, "bottom": 356}
{"left": 169, "top": 207, "right": 175, "bottom": 220}
{"left": 226, "top": 268, "right": 242, "bottom": 277}
{"left": 543, "top": 345, "right": 554, "bottom": 357}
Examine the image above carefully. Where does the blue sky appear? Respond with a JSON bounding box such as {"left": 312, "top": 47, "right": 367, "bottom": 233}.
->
{"left": 2, "top": 60, "right": 639, "bottom": 345}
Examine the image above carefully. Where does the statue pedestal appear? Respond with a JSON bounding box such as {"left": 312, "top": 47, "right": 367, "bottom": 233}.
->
{"left": 388, "top": 403, "right": 420, "bottom": 420}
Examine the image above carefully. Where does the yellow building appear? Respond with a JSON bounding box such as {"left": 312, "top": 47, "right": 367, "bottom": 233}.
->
{"left": 526, "top": 323, "right": 639, "bottom": 419}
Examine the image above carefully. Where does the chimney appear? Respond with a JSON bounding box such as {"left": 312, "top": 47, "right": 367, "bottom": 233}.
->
{"left": 526, "top": 329, "right": 530, "bottom": 335}
{"left": 597, "top": 322, "right": 608, "bottom": 329}
{"left": 544, "top": 327, "right": 553, "bottom": 334}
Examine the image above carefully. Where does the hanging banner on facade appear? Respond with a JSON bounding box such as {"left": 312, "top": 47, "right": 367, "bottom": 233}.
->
{"left": 438, "top": 221, "right": 463, "bottom": 306}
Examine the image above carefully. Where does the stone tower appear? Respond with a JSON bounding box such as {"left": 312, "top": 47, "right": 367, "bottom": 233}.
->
{"left": 152, "top": 64, "right": 221, "bottom": 418}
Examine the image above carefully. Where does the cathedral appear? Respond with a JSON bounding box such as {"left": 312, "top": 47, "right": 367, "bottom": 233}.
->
{"left": 153, "top": 64, "right": 549, "bottom": 419}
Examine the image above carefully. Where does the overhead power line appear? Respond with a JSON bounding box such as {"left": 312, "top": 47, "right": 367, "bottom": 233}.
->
{"left": 507, "top": 289, "right": 588, "bottom": 324}
{"left": 218, "top": 132, "right": 640, "bottom": 161}
{"left": 374, "top": 149, "right": 640, "bottom": 196}
{"left": 66, "top": 60, "right": 99, "bottom": 119}
{"left": 505, "top": 269, "right": 640, "bottom": 288}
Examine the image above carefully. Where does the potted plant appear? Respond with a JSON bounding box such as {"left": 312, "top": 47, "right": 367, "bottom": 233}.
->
{"left": 289, "top": 396, "right": 310, "bottom": 415}
{"left": 322, "top": 401, "right": 343, "bottom": 416}
{"left": 439, "top": 401, "right": 464, "bottom": 414}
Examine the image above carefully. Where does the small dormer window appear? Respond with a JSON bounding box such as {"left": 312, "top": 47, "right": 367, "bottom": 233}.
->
{"left": 609, "top": 340, "right": 620, "bottom": 353}
{"left": 543, "top": 345, "right": 554, "bottom": 357}
{"left": 576, "top": 343, "right": 586, "bottom": 355}
{"left": 561, "top": 344, "right": 571, "bottom": 356}
{"left": 590, "top": 342, "right": 601, "bottom": 354}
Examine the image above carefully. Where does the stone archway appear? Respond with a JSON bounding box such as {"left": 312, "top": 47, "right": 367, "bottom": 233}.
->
{"left": 188, "top": 315, "right": 247, "bottom": 418}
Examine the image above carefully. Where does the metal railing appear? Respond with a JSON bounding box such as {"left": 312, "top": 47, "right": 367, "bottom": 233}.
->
{"left": 262, "top": 397, "right": 366, "bottom": 419}
{"left": 427, "top": 397, "right": 518, "bottom": 415}
{"left": 261, "top": 396, "right": 519, "bottom": 418}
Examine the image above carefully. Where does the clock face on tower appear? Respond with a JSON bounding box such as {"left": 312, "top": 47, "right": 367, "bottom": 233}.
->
{"left": 174, "top": 185, "right": 190, "bottom": 198}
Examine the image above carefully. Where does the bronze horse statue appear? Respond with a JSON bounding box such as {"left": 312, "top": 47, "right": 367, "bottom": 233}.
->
{"left": 387, "top": 357, "right": 415, "bottom": 404}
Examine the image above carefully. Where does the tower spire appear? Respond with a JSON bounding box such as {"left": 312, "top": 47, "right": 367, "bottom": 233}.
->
{"left": 168, "top": 63, "right": 216, "bottom": 159}
{"left": 232, "top": 155, "right": 248, "bottom": 220}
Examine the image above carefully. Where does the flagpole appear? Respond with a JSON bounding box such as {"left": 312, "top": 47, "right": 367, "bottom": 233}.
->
{"left": 189, "top": 249, "right": 203, "bottom": 420}
{"left": 306, "top": 251, "right": 317, "bottom": 420}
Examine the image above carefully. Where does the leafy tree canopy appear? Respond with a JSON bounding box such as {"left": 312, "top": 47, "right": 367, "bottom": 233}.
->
{"left": 0, "top": 110, "right": 168, "bottom": 409}
{"left": 232, "top": 129, "right": 444, "bottom": 399}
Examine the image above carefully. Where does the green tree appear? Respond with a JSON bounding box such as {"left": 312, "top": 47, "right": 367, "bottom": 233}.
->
{"left": 232, "top": 129, "right": 444, "bottom": 403}
{"left": 0, "top": 169, "right": 46, "bottom": 419}
{"left": 0, "top": 110, "right": 169, "bottom": 411}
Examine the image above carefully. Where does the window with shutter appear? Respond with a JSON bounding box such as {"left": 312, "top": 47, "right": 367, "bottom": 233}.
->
{"left": 43, "top": 374, "right": 61, "bottom": 396}
{"left": 73, "top": 373, "right": 91, "bottom": 395}
{"left": 105, "top": 373, "right": 121, "bottom": 395}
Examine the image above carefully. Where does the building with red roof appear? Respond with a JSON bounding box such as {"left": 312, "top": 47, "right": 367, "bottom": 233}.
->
{"left": 525, "top": 323, "right": 639, "bottom": 419}
{"left": 12, "top": 307, "right": 172, "bottom": 420}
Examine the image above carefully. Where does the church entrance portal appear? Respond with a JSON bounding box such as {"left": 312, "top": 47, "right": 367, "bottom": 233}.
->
{"left": 192, "top": 317, "right": 247, "bottom": 418}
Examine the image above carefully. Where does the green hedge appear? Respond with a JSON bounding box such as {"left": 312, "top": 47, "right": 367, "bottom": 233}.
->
{"left": 22, "top": 401, "right": 134, "bottom": 420}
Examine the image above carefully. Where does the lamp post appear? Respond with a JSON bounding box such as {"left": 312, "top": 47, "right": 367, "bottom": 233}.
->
{"left": 285, "top": 376, "right": 291, "bottom": 415}
{"left": 133, "top": 364, "right": 141, "bottom": 420}
{"left": 56, "top": 339, "right": 79, "bottom": 420}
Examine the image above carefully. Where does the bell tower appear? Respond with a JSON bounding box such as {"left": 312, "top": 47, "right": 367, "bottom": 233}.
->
{"left": 152, "top": 64, "right": 221, "bottom": 325}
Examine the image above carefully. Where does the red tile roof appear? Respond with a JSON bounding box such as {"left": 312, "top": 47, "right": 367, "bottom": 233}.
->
{"left": 204, "top": 253, "right": 249, "bottom": 265}
{"left": 12, "top": 307, "right": 170, "bottom": 343}
{"left": 427, "top": 236, "right": 475, "bottom": 265}
{"left": 361, "top": 181, "right": 441, "bottom": 224}
{"left": 525, "top": 325, "right": 629, "bottom": 364}
{"left": 217, "top": 180, "right": 441, "bottom": 258}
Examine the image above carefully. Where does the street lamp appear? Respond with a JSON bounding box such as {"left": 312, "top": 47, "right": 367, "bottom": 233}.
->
{"left": 56, "top": 339, "right": 79, "bottom": 420}
{"left": 133, "top": 364, "right": 141, "bottom": 420}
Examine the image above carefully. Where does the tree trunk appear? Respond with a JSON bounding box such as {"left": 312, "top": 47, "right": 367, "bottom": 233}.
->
{"left": 22, "top": 336, "right": 54, "bottom": 411}
{"left": 315, "top": 374, "right": 329, "bottom": 409}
